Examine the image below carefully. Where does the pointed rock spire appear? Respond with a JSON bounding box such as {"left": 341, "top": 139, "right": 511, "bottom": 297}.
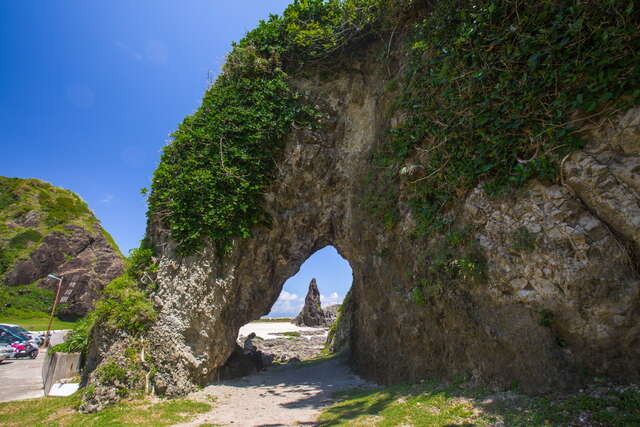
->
{"left": 293, "top": 278, "right": 328, "bottom": 327}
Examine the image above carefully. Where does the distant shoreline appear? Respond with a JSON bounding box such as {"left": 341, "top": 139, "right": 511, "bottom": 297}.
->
{"left": 254, "top": 317, "right": 293, "bottom": 323}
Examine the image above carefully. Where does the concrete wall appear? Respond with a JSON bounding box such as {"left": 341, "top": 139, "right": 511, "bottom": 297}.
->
{"left": 42, "top": 352, "right": 81, "bottom": 396}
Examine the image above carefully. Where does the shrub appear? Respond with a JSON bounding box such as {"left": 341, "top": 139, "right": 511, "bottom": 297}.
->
{"left": 50, "top": 316, "right": 95, "bottom": 358}
{"left": 43, "top": 195, "right": 91, "bottom": 226}
{"left": 0, "top": 190, "right": 17, "bottom": 210}
{"left": 512, "top": 227, "right": 537, "bottom": 253}
{"left": 93, "top": 275, "right": 156, "bottom": 334}
{"left": 538, "top": 309, "right": 554, "bottom": 327}
{"left": 410, "top": 229, "right": 487, "bottom": 305}
{"left": 0, "top": 247, "right": 12, "bottom": 275}
{"left": 127, "top": 240, "right": 157, "bottom": 281}
{"left": 9, "top": 229, "right": 43, "bottom": 250}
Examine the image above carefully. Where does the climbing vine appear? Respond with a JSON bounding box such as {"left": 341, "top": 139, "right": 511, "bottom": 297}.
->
{"left": 148, "top": 0, "right": 406, "bottom": 255}
{"left": 149, "top": 0, "right": 639, "bottom": 255}
{"left": 385, "top": 0, "right": 640, "bottom": 234}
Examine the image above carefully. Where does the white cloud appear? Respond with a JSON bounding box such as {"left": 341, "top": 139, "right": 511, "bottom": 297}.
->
{"left": 100, "top": 194, "right": 114, "bottom": 204}
{"left": 269, "top": 291, "right": 304, "bottom": 316}
{"left": 320, "top": 292, "right": 343, "bottom": 307}
{"left": 279, "top": 291, "right": 299, "bottom": 301}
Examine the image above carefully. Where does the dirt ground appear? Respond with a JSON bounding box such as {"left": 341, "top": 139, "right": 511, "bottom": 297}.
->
{"left": 176, "top": 356, "right": 372, "bottom": 427}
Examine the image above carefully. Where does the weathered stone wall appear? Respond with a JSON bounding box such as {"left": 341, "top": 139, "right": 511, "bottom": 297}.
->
{"left": 89, "top": 40, "right": 640, "bottom": 398}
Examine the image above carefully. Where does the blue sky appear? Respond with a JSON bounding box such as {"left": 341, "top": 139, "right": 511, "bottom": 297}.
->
{"left": 1, "top": 1, "right": 352, "bottom": 316}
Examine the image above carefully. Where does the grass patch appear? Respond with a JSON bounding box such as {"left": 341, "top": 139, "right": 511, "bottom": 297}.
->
{"left": 0, "top": 393, "right": 212, "bottom": 427}
{"left": 319, "top": 381, "right": 640, "bottom": 426}
{"left": 8, "top": 229, "right": 42, "bottom": 250}
{"left": 281, "top": 331, "right": 302, "bottom": 338}
{"left": 0, "top": 283, "right": 79, "bottom": 330}
{"left": 0, "top": 282, "right": 53, "bottom": 314}
{"left": 0, "top": 311, "right": 78, "bottom": 331}
{"left": 42, "top": 195, "right": 92, "bottom": 227}
{"left": 101, "top": 227, "right": 123, "bottom": 257}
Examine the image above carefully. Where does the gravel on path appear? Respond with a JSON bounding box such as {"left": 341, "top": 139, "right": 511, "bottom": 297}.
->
{"left": 175, "top": 356, "right": 374, "bottom": 427}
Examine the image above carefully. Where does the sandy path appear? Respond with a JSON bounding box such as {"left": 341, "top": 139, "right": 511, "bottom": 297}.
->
{"left": 175, "top": 357, "right": 372, "bottom": 427}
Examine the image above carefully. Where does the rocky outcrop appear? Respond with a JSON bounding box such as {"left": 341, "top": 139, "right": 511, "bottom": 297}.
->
{"left": 7, "top": 224, "right": 125, "bottom": 319}
{"left": 1, "top": 177, "right": 125, "bottom": 319}
{"left": 87, "top": 34, "right": 640, "bottom": 401}
{"left": 326, "top": 292, "right": 353, "bottom": 355}
{"left": 293, "top": 279, "right": 334, "bottom": 327}
{"left": 217, "top": 342, "right": 262, "bottom": 381}
{"left": 323, "top": 304, "right": 339, "bottom": 325}
{"left": 240, "top": 330, "right": 328, "bottom": 366}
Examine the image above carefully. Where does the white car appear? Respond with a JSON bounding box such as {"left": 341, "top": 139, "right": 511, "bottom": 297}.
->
{"left": 0, "top": 343, "right": 13, "bottom": 362}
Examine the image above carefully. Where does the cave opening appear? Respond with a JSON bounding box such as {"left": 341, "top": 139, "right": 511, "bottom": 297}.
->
{"left": 237, "top": 245, "right": 353, "bottom": 365}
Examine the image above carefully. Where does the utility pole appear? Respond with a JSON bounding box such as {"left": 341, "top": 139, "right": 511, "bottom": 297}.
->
{"left": 44, "top": 274, "right": 63, "bottom": 348}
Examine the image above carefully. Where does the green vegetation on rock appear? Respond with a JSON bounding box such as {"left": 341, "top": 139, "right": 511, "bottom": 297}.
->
{"left": 148, "top": 0, "right": 404, "bottom": 255}
{"left": 50, "top": 316, "right": 94, "bottom": 356}
{"left": 93, "top": 273, "right": 156, "bottom": 334}
{"left": 148, "top": 0, "right": 640, "bottom": 255}
{"left": 0, "top": 176, "right": 122, "bottom": 323}
{"left": 381, "top": 0, "right": 640, "bottom": 233}
{"left": 410, "top": 229, "right": 487, "bottom": 304}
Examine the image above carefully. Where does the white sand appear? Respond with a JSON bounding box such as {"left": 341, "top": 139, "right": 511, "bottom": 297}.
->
{"left": 238, "top": 321, "right": 327, "bottom": 340}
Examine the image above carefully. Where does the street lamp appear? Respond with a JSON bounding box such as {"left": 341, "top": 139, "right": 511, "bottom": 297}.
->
{"left": 44, "top": 274, "right": 63, "bottom": 348}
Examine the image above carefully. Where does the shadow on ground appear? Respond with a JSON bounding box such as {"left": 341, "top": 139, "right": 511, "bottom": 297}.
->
{"left": 202, "top": 355, "right": 640, "bottom": 426}
{"left": 316, "top": 379, "right": 640, "bottom": 426}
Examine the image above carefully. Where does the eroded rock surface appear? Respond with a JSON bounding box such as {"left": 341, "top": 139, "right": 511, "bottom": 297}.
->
{"left": 7, "top": 225, "right": 124, "bottom": 318}
{"left": 88, "top": 46, "right": 640, "bottom": 399}
{"left": 240, "top": 330, "right": 328, "bottom": 366}
{"left": 1, "top": 177, "right": 125, "bottom": 319}
{"left": 293, "top": 279, "right": 334, "bottom": 327}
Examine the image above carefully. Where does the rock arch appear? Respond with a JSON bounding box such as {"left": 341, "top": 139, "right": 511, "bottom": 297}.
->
{"left": 92, "top": 49, "right": 640, "bottom": 400}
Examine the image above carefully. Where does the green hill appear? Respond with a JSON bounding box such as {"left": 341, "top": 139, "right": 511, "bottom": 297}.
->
{"left": 0, "top": 177, "right": 125, "bottom": 328}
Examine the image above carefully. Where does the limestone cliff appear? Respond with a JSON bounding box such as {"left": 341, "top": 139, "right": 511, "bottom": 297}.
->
{"left": 84, "top": 0, "right": 640, "bottom": 409}
{"left": 137, "top": 90, "right": 639, "bottom": 395}
{"left": 0, "top": 177, "right": 125, "bottom": 319}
